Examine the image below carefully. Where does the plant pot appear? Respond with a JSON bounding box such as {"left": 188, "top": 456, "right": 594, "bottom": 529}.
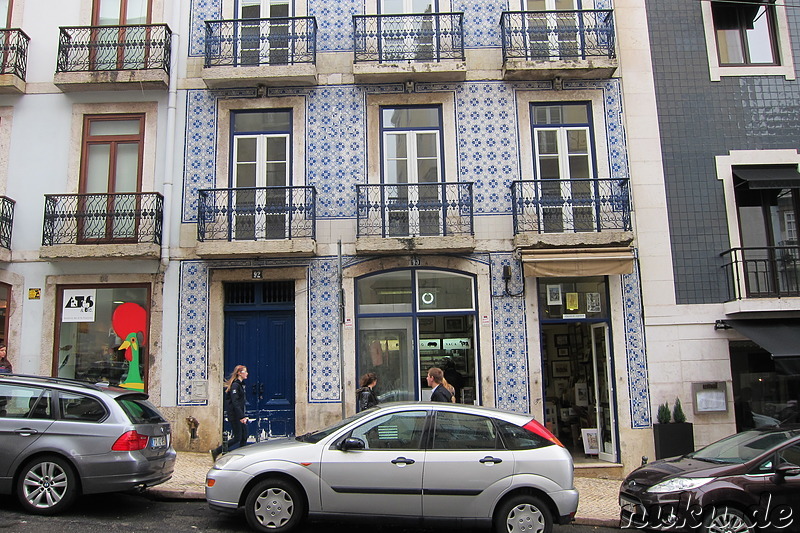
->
{"left": 653, "top": 422, "right": 694, "bottom": 460}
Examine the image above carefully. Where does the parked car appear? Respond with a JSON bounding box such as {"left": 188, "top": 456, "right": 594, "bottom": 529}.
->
{"left": 206, "top": 402, "right": 578, "bottom": 533}
{"left": 0, "top": 373, "right": 176, "bottom": 515}
{"left": 619, "top": 426, "right": 800, "bottom": 533}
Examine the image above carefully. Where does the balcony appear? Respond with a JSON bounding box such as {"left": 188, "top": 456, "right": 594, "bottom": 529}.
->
{"left": 54, "top": 24, "right": 172, "bottom": 92}
{"left": 500, "top": 10, "right": 617, "bottom": 80}
{"left": 0, "top": 196, "right": 14, "bottom": 262}
{"left": 196, "top": 186, "right": 316, "bottom": 258}
{"left": 0, "top": 29, "right": 30, "bottom": 93}
{"left": 511, "top": 178, "right": 632, "bottom": 248}
{"left": 721, "top": 247, "right": 800, "bottom": 312}
{"left": 352, "top": 13, "right": 466, "bottom": 82}
{"left": 202, "top": 17, "right": 317, "bottom": 88}
{"left": 41, "top": 192, "right": 163, "bottom": 259}
{"left": 356, "top": 182, "right": 474, "bottom": 253}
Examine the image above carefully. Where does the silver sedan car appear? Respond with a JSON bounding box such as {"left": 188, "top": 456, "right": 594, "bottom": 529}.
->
{"left": 206, "top": 402, "right": 578, "bottom": 533}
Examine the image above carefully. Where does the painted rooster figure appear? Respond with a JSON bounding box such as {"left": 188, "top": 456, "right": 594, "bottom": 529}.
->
{"left": 112, "top": 302, "right": 147, "bottom": 391}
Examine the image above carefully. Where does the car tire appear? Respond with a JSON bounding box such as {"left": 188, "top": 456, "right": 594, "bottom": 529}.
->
{"left": 16, "top": 455, "right": 79, "bottom": 515}
{"left": 494, "top": 494, "right": 553, "bottom": 533}
{"left": 702, "top": 506, "right": 754, "bottom": 533}
{"left": 244, "top": 477, "right": 305, "bottom": 533}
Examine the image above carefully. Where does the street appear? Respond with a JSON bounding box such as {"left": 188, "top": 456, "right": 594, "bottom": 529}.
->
{"left": 0, "top": 492, "right": 618, "bottom": 533}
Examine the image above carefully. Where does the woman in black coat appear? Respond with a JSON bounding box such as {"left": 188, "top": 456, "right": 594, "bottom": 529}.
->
{"left": 356, "top": 372, "right": 379, "bottom": 412}
{"left": 210, "top": 365, "right": 249, "bottom": 460}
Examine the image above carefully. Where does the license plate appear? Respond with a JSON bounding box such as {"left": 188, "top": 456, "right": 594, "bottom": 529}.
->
{"left": 150, "top": 436, "right": 167, "bottom": 448}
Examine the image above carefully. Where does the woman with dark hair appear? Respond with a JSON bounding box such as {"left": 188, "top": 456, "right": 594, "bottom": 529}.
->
{"left": 0, "top": 344, "right": 12, "bottom": 374}
{"left": 210, "top": 365, "right": 249, "bottom": 460}
{"left": 356, "top": 372, "right": 379, "bottom": 412}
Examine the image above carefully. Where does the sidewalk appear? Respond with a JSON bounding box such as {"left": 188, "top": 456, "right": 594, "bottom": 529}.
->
{"left": 148, "top": 451, "right": 621, "bottom": 527}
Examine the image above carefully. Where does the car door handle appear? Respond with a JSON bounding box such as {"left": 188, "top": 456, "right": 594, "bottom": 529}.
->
{"left": 391, "top": 457, "right": 416, "bottom": 465}
{"left": 479, "top": 456, "right": 502, "bottom": 464}
{"left": 14, "top": 428, "right": 38, "bottom": 437}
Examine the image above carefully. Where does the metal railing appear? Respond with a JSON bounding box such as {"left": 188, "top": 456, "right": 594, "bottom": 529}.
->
{"left": 0, "top": 29, "right": 30, "bottom": 79}
{"left": 721, "top": 246, "right": 800, "bottom": 300}
{"left": 353, "top": 13, "right": 464, "bottom": 62}
{"left": 42, "top": 192, "right": 164, "bottom": 246}
{"left": 204, "top": 17, "right": 316, "bottom": 67}
{"left": 0, "top": 196, "right": 14, "bottom": 249}
{"left": 56, "top": 24, "right": 172, "bottom": 73}
{"left": 197, "top": 186, "right": 316, "bottom": 242}
{"left": 511, "top": 178, "right": 630, "bottom": 234}
{"left": 356, "top": 182, "right": 473, "bottom": 238}
{"left": 501, "top": 10, "right": 615, "bottom": 61}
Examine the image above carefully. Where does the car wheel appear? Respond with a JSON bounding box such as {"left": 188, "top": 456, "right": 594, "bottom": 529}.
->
{"left": 703, "top": 507, "right": 754, "bottom": 533}
{"left": 495, "top": 494, "right": 553, "bottom": 533}
{"left": 244, "top": 477, "right": 305, "bottom": 533}
{"left": 16, "top": 455, "right": 78, "bottom": 515}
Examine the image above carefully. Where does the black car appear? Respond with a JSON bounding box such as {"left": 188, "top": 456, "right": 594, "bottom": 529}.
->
{"left": 619, "top": 426, "right": 800, "bottom": 533}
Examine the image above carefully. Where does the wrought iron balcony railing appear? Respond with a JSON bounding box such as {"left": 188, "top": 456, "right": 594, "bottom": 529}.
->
{"left": 0, "top": 29, "right": 30, "bottom": 79}
{"left": 721, "top": 246, "right": 800, "bottom": 301}
{"left": 204, "top": 17, "right": 316, "bottom": 67}
{"left": 42, "top": 192, "right": 164, "bottom": 246}
{"left": 501, "top": 10, "right": 615, "bottom": 61}
{"left": 511, "top": 178, "right": 630, "bottom": 234}
{"left": 197, "top": 186, "right": 316, "bottom": 242}
{"left": 56, "top": 24, "right": 172, "bottom": 73}
{"left": 357, "top": 182, "right": 473, "bottom": 238}
{"left": 353, "top": 13, "right": 464, "bottom": 63}
{"left": 0, "top": 196, "right": 14, "bottom": 250}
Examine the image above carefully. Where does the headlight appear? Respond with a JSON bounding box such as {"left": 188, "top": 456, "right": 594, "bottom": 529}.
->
{"left": 214, "top": 454, "right": 245, "bottom": 469}
{"left": 647, "top": 477, "right": 714, "bottom": 493}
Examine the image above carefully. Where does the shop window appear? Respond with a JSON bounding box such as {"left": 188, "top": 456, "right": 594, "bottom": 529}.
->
{"left": 538, "top": 276, "right": 608, "bottom": 319}
{"left": 54, "top": 285, "right": 150, "bottom": 389}
{"left": 0, "top": 282, "right": 9, "bottom": 346}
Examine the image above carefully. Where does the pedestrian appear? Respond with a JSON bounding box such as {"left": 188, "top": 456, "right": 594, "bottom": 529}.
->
{"left": 356, "top": 372, "right": 379, "bottom": 412}
{"left": 210, "top": 365, "right": 249, "bottom": 461}
{"left": 426, "top": 367, "right": 453, "bottom": 402}
{"left": 0, "top": 343, "right": 12, "bottom": 374}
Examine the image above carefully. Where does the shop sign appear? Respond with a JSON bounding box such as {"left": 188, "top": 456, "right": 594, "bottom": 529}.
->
{"left": 62, "top": 289, "right": 96, "bottom": 322}
{"left": 443, "top": 338, "right": 470, "bottom": 350}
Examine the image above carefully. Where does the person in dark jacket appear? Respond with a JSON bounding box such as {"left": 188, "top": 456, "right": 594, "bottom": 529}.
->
{"left": 0, "top": 344, "right": 12, "bottom": 374}
{"left": 210, "top": 365, "right": 249, "bottom": 460}
{"left": 427, "top": 367, "right": 453, "bottom": 402}
{"left": 356, "top": 372, "right": 379, "bottom": 412}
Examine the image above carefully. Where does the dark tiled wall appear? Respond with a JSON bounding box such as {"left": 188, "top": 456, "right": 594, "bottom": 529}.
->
{"left": 645, "top": 2, "right": 800, "bottom": 304}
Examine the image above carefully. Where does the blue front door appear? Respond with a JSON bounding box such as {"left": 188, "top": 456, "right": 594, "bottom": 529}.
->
{"left": 224, "top": 309, "right": 295, "bottom": 440}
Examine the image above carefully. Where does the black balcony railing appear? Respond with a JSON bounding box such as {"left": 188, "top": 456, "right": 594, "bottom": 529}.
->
{"left": 56, "top": 24, "right": 172, "bottom": 73}
{"left": 0, "top": 196, "right": 14, "bottom": 250}
{"left": 357, "top": 182, "right": 473, "bottom": 238}
{"left": 721, "top": 246, "right": 800, "bottom": 301}
{"left": 353, "top": 13, "right": 464, "bottom": 63}
{"left": 197, "top": 186, "right": 316, "bottom": 242}
{"left": 501, "top": 10, "right": 615, "bottom": 61}
{"left": 511, "top": 178, "right": 630, "bottom": 234}
{"left": 204, "top": 17, "right": 316, "bottom": 67}
{"left": 42, "top": 193, "right": 164, "bottom": 246}
{"left": 0, "top": 29, "right": 30, "bottom": 79}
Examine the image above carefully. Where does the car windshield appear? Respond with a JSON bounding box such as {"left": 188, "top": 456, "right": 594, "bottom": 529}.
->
{"left": 296, "top": 409, "right": 375, "bottom": 444}
{"left": 690, "top": 430, "right": 793, "bottom": 464}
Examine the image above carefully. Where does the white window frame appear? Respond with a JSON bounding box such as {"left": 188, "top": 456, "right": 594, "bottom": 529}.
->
{"left": 700, "top": 0, "right": 795, "bottom": 81}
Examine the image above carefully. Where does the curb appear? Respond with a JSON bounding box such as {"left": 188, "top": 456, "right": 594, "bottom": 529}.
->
{"left": 574, "top": 517, "right": 621, "bottom": 528}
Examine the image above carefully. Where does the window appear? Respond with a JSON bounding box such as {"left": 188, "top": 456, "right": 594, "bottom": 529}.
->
{"left": 59, "top": 392, "right": 107, "bottom": 422}
{"left": 0, "top": 0, "right": 11, "bottom": 28}
{"left": 0, "top": 384, "right": 50, "bottom": 419}
{"left": 431, "top": 411, "right": 498, "bottom": 450}
{"left": 496, "top": 419, "right": 550, "bottom": 450}
{"left": 79, "top": 114, "right": 145, "bottom": 243}
{"left": 711, "top": 0, "right": 777, "bottom": 66}
{"left": 239, "top": 0, "right": 291, "bottom": 65}
{"left": 92, "top": 0, "right": 154, "bottom": 70}
{"left": 381, "top": 106, "right": 443, "bottom": 236}
{"left": 93, "top": 0, "right": 151, "bottom": 25}
{"left": 350, "top": 411, "right": 427, "bottom": 449}
{"left": 117, "top": 396, "right": 166, "bottom": 424}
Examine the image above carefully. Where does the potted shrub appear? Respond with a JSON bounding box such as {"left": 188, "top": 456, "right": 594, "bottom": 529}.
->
{"left": 653, "top": 397, "right": 695, "bottom": 459}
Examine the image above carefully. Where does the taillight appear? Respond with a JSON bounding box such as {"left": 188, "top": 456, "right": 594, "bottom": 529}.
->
{"left": 112, "top": 430, "right": 149, "bottom": 451}
{"left": 523, "top": 419, "right": 565, "bottom": 447}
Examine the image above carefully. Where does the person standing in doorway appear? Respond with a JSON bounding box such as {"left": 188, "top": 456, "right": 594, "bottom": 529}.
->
{"left": 210, "top": 365, "right": 249, "bottom": 461}
{"left": 427, "top": 367, "right": 453, "bottom": 402}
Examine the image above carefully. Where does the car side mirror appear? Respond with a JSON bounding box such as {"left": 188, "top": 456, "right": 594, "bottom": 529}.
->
{"left": 339, "top": 437, "right": 365, "bottom": 451}
{"left": 776, "top": 463, "right": 800, "bottom": 477}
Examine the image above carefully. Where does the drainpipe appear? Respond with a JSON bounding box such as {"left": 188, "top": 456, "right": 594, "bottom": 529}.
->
{"left": 160, "top": 4, "right": 180, "bottom": 269}
{"left": 338, "top": 240, "right": 346, "bottom": 419}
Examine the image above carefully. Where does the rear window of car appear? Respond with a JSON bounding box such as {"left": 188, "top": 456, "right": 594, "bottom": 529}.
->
{"left": 59, "top": 392, "right": 107, "bottom": 422}
{"left": 496, "top": 419, "right": 550, "bottom": 450}
{"left": 117, "top": 397, "right": 166, "bottom": 424}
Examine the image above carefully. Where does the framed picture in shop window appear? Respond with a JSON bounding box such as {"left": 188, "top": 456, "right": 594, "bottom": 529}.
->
{"left": 557, "top": 347, "right": 570, "bottom": 358}
{"left": 555, "top": 334, "right": 569, "bottom": 347}
{"left": 444, "top": 316, "right": 464, "bottom": 332}
{"left": 552, "top": 360, "right": 570, "bottom": 377}
{"left": 547, "top": 285, "right": 562, "bottom": 305}
{"left": 419, "top": 316, "right": 436, "bottom": 333}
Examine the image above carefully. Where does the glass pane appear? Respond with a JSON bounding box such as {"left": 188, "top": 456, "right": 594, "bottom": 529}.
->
{"left": 432, "top": 412, "right": 497, "bottom": 450}
{"left": 538, "top": 156, "right": 560, "bottom": 180}
{"left": 241, "top": 4, "right": 261, "bottom": 18}
{"left": 562, "top": 105, "right": 589, "bottom": 124}
{"left": 382, "top": 108, "right": 439, "bottom": 129}
{"left": 90, "top": 119, "right": 141, "bottom": 136}
{"left": 567, "top": 130, "right": 588, "bottom": 153}
{"left": 537, "top": 130, "right": 558, "bottom": 154}
{"left": 0, "top": 0, "right": 10, "bottom": 28}
{"left": 234, "top": 111, "right": 291, "bottom": 133}
{"left": 568, "top": 155, "right": 590, "bottom": 180}
{"left": 235, "top": 163, "right": 257, "bottom": 188}
{"left": 537, "top": 277, "right": 608, "bottom": 318}
{"left": 265, "top": 136, "right": 288, "bottom": 164}
{"left": 125, "top": 0, "right": 148, "bottom": 24}
{"left": 415, "top": 132, "right": 438, "bottom": 158}
{"left": 237, "top": 138, "right": 257, "bottom": 163}
{"left": 350, "top": 411, "right": 427, "bottom": 449}
{"left": 266, "top": 162, "right": 287, "bottom": 187}
{"left": 526, "top": 0, "right": 546, "bottom": 10}
{"left": 745, "top": 7, "right": 776, "bottom": 64}
{"left": 114, "top": 143, "right": 139, "bottom": 192}
{"left": 358, "top": 271, "right": 413, "bottom": 313}
{"left": 0, "top": 384, "right": 45, "bottom": 418}
{"left": 98, "top": 0, "right": 122, "bottom": 25}
{"left": 555, "top": 0, "right": 575, "bottom": 9}
{"left": 382, "top": 0, "right": 404, "bottom": 14}
{"left": 416, "top": 159, "right": 438, "bottom": 183}
{"left": 358, "top": 317, "right": 416, "bottom": 401}
{"left": 386, "top": 160, "right": 408, "bottom": 184}
{"left": 716, "top": 29, "right": 744, "bottom": 64}
{"left": 417, "top": 271, "right": 474, "bottom": 310}
{"left": 385, "top": 133, "right": 408, "bottom": 159}
{"left": 533, "top": 104, "right": 588, "bottom": 125}
{"left": 86, "top": 144, "right": 111, "bottom": 193}
{"left": 59, "top": 392, "right": 106, "bottom": 422}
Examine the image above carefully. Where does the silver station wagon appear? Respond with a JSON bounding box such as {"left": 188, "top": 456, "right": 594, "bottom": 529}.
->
{"left": 206, "top": 402, "right": 578, "bottom": 533}
{"left": 0, "top": 374, "right": 176, "bottom": 514}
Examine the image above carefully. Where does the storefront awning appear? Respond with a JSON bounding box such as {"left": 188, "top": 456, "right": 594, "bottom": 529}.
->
{"left": 732, "top": 165, "right": 800, "bottom": 189}
{"left": 521, "top": 247, "right": 635, "bottom": 277}
{"left": 721, "top": 319, "right": 800, "bottom": 358}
